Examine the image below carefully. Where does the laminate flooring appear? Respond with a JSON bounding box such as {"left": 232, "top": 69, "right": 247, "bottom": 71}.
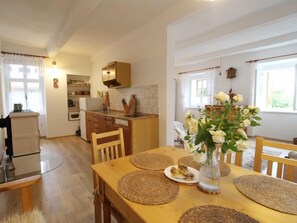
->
{"left": 0, "top": 136, "right": 95, "bottom": 222}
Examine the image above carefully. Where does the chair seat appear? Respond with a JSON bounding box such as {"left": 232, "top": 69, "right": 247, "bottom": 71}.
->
{"left": 0, "top": 208, "right": 45, "bottom": 223}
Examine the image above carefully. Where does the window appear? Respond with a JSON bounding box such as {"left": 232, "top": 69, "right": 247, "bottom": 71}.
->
{"left": 2, "top": 54, "right": 45, "bottom": 114}
{"left": 189, "top": 73, "right": 209, "bottom": 108}
{"left": 255, "top": 57, "right": 297, "bottom": 112}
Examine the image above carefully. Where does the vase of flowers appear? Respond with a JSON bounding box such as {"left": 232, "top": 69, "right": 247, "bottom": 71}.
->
{"left": 184, "top": 92, "right": 261, "bottom": 193}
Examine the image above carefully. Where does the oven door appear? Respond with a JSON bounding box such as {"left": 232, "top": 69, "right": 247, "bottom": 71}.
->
{"left": 68, "top": 112, "right": 80, "bottom": 121}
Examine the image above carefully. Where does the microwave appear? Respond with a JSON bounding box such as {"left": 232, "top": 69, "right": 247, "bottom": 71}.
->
{"left": 68, "top": 112, "right": 80, "bottom": 121}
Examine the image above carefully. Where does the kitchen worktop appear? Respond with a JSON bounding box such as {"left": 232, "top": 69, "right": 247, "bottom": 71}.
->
{"left": 86, "top": 110, "right": 158, "bottom": 120}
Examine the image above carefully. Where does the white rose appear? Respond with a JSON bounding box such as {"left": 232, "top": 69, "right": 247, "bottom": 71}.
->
{"left": 241, "top": 119, "right": 251, "bottom": 127}
{"left": 209, "top": 130, "right": 226, "bottom": 144}
{"left": 215, "top": 92, "right": 230, "bottom": 103}
{"left": 200, "top": 117, "right": 207, "bottom": 126}
{"left": 237, "top": 129, "right": 247, "bottom": 139}
{"left": 185, "top": 111, "right": 192, "bottom": 119}
{"left": 233, "top": 94, "right": 244, "bottom": 103}
{"left": 242, "top": 108, "right": 249, "bottom": 115}
{"left": 248, "top": 106, "right": 260, "bottom": 114}
{"left": 188, "top": 118, "right": 198, "bottom": 134}
{"left": 236, "top": 140, "right": 249, "bottom": 151}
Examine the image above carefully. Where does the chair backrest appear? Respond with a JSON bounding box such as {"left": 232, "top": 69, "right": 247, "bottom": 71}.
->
{"left": 216, "top": 147, "right": 243, "bottom": 166}
{"left": 91, "top": 128, "right": 126, "bottom": 165}
{"left": 254, "top": 136, "right": 297, "bottom": 182}
{"left": 91, "top": 128, "right": 126, "bottom": 222}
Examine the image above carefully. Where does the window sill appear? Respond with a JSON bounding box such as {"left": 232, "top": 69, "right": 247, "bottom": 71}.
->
{"left": 260, "top": 110, "right": 297, "bottom": 115}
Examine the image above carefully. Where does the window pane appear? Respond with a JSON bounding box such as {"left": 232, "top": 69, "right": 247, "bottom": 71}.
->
{"left": 9, "top": 65, "right": 24, "bottom": 79}
{"left": 10, "top": 82, "right": 24, "bottom": 91}
{"left": 27, "top": 91, "right": 42, "bottom": 112}
{"left": 10, "top": 82, "right": 26, "bottom": 111}
{"left": 27, "top": 82, "right": 40, "bottom": 91}
{"left": 256, "top": 58, "right": 297, "bottom": 111}
{"left": 190, "top": 74, "right": 210, "bottom": 107}
{"left": 267, "top": 68, "right": 294, "bottom": 109}
{"left": 27, "top": 66, "right": 39, "bottom": 79}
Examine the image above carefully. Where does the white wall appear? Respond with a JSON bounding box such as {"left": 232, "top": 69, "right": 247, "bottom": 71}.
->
{"left": 45, "top": 52, "right": 92, "bottom": 138}
{"left": 174, "top": 43, "right": 297, "bottom": 142}
{"left": 91, "top": 1, "right": 203, "bottom": 146}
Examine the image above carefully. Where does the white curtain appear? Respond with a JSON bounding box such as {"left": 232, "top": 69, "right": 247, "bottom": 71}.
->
{"left": 205, "top": 68, "right": 217, "bottom": 105}
{"left": 176, "top": 73, "right": 190, "bottom": 110}
{"left": 1, "top": 54, "right": 45, "bottom": 115}
{"left": 249, "top": 62, "right": 258, "bottom": 105}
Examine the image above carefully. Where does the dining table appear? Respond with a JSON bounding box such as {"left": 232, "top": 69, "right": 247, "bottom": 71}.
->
{"left": 91, "top": 146, "right": 297, "bottom": 223}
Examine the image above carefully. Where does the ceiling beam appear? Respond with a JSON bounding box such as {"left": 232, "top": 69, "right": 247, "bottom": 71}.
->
{"left": 46, "top": 0, "right": 102, "bottom": 57}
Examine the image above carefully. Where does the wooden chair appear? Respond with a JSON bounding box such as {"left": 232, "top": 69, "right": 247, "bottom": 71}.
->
{"left": 217, "top": 149, "right": 243, "bottom": 166}
{"left": 0, "top": 175, "right": 45, "bottom": 222}
{"left": 254, "top": 136, "right": 297, "bottom": 182}
{"left": 91, "top": 128, "right": 126, "bottom": 223}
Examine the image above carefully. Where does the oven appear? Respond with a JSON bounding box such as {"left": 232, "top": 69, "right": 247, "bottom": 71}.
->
{"left": 68, "top": 112, "right": 80, "bottom": 121}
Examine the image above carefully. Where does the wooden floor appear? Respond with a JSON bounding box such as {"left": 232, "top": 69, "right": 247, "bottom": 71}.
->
{"left": 0, "top": 136, "right": 95, "bottom": 222}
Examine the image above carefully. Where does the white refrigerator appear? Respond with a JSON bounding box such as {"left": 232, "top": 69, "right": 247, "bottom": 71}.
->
{"left": 79, "top": 98, "right": 103, "bottom": 140}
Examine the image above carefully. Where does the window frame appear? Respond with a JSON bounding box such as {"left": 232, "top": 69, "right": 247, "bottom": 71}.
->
{"left": 255, "top": 57, "right": 297, "bottom": 113}
{"left": 188, "top": 72, "right": 212, "bottom": 109}
{"left": 5, "top": 62, "right": 45, "bottom": 114}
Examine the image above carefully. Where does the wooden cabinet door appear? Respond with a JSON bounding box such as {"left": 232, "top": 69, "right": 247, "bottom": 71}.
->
{"left": 114, "top": 120, "right": 132, "bottom": 155}
{"left": 86, "top": 112, "right": 94, "bottom": 141}
{"left": 93, "top": 114, "right": 100, "bottom": 134}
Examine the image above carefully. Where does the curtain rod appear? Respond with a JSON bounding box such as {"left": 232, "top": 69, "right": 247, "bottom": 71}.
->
{"left": 178, "top": 66, "right": 220, "bottom": 75}
{"left": 245, "top": 52, "right": 297, "bottom": 63}
{"left": 1, "top": 51, "right": 49, "bottom": 59}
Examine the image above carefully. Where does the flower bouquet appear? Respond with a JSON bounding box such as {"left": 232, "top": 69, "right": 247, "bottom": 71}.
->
{"left": 184, "top": 92, "right": 261, "bottom": 193}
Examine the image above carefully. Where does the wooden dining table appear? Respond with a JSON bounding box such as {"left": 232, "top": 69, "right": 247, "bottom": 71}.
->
{"left": 91, "top": 146, "right": 297, "bottom": 223}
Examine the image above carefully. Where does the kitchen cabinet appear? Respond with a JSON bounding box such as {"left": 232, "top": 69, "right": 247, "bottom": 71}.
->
{"left": 85, "top": 111, "right": 158, "bottom": 155}
{"left": 102, "top": 61, "right": 131, "bottom": 88}
{"left": 96, "top": 114, "right": 114, "bottom": 133}
{"left": 86, "top": 112, "right": 94, "bottom": 142}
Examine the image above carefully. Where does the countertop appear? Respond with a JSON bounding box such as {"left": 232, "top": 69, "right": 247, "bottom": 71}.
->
{"left": 86, "top": 110, "right": 158, "bottom": 120}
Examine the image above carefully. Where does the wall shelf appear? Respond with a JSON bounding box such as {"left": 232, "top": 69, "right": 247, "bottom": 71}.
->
{"left": 67, "top": 74, "right": 91, "bottom": 116}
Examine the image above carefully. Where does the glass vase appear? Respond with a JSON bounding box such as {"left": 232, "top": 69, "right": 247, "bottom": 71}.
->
{"left": 198, "top": 144, "right": 221, "bottom": 193}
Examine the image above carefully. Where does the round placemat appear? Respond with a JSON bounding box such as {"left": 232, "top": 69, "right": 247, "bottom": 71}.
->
{"left": 178, "top": 155, "right": 231, "bottom": 177}
{"left": 179, "top": 205, "right": 259, "bottom": 223}
{"left": 118, "top": 170, "right": 179, "bottom": 205}
{"left": 234, "top": 175, "right": 297, "bottom": 215}
{"left": 130, "top": 152, "right": 175, "bottom": 170}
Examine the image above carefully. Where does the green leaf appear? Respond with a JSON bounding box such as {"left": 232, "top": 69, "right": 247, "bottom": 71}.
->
{"left": 184, "top": 135, "right": 191, "bottom": 140}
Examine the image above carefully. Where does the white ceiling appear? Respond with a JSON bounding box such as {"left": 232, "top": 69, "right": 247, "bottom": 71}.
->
{"left": 173, "top": 0, "right": 297, "bottom": 66}
{"left": 0, "top": 0, "right": 178, "bottom": 57}
{"left": 0, "top": 0, "right": 296, "bottom": 64}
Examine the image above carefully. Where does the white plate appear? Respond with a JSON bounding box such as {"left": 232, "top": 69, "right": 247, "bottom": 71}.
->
{"left": 164, "top": 165, "right": 199, "bottom": 184}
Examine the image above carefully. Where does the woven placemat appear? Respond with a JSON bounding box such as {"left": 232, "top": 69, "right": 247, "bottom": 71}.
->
{"left": 130, "top": 152, "right": 174, "bottom": 170}
{"left": 234, "top": 175, "right": 297, "bottom": 215}
{"left": 178, "top": 155, "right": 231, "bottom": 177}
{"left": 179, "top": 205, "right": 259, "bottom": 223}
{"left": 118, "top": 170, "right": 179, "bottom": 205}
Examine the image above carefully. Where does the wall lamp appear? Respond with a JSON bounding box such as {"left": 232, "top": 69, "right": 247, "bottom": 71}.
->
{"left": 52, "top": 61, "right": 57, "bottom": 68}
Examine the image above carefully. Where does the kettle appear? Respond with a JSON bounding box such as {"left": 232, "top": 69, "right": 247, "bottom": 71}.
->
{"left": 13, "top": 103, "right": 23, "bottom": 112}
